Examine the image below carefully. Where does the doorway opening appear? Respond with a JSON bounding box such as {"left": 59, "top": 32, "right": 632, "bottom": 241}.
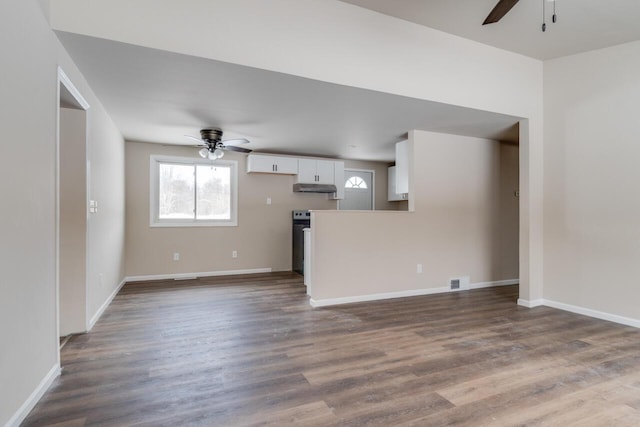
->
{"left": 339, "top": 169, "right": 375, "bottom": 211}
{"left": 56, "top": 68, "right": 90, "bottom": 363}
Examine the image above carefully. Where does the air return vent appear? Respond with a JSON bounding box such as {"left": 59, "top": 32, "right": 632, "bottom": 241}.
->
{"left": 450, "top": 279, "right": 461, "bottom": 290}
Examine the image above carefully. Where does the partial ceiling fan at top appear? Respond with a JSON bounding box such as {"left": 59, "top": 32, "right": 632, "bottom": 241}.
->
{"left": 482, "top": 0, "right": 558, "bottom": 32}
{"left": 185, "top": 128, "right": 252, "bottom": 161}
{"left": 483, "top": 0, "right": 521, "bottom": 25}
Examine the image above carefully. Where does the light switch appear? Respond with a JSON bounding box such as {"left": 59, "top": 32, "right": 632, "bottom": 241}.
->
{"left": 266, "top": 197, "right": 272, "bottom": 205}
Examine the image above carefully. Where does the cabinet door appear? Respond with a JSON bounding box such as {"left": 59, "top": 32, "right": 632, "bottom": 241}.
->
{"left": 395, "top": 140, "right": 409, "bottom": 194}
{"left": 274, "top": 157, "right": 298, "bottom": 174}
{"left": 247, "top": 154, "right": 271, "bottom": 173}
{"left": 315, "top": 160, "right": 335, "bottom": 184}
{"left": 387, "top": 166, "right": 408, "bottom": 201}
{"left": 297, "top": 159, "right": 318, "bottom": 183}
{"left": 331, "top": 161, "right": 345, "bottom": 200}
{"left": 247, "top": 154, "right": 297, "bottom": 174}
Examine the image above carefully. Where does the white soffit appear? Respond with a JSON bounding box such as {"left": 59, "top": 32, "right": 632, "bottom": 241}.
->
{"left": 55, "top": 32, "right": 520, "bottom": 161}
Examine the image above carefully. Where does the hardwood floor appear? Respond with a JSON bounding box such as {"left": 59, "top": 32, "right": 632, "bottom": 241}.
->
{"left": 23, "top": 272, "right": 640, "bottom": 426}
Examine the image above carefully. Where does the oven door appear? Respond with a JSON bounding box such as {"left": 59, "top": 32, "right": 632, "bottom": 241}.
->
{"left": 292, "top": 222, "right": 308, "bottom": 275}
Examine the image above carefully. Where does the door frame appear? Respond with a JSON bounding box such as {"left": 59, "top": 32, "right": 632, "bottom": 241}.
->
{"left": 338, "top": 168, "right": 376, "bottom": 210}
{"left": 56, "top": 66, "right": 90, "bottom": 367}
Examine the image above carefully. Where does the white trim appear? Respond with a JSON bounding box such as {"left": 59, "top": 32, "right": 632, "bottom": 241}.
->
{"left": 310, "top": 286, "right": 450, "bottom": 307}
{"left": 57, "top": 67, "right": 90, "bottom": 110}
{"left": 4, "top": 364, "right": 61, "bottom": 427}
{"left": 517, "top": 298, "right": 544, "bottom": 308}
{"left": 542, "top": 299, "right": 640, "bottom": 329}
{"left": 310, "top": 279, "right": 518, "bottom": 307}
{"left": 125, "top": 268, "right": 272, "bottom": 283}
{"left": 468, "top": 279, "right": 519, "bottom": 290}
{"left": 55, "top": 66, "right": 90, "bottom": 369}
{"left": 87, "top": 277, "right": 126, "bottom": 331}
{"left": 149, "top": 155, "right": 238, "bottom": 227}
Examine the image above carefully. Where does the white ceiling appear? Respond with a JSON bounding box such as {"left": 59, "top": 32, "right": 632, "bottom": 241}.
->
{"left": 340, "top": 0, "right": 640, "bottom": 60}
{"left": 56, "top": 32, "right": 520, "bottom": 162}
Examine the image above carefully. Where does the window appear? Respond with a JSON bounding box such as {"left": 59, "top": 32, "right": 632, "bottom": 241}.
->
{"left": 345, "top": 176, "right": 368, "bottom": 189}
{"left": 150, "top": 155, "right": 237, "bottom": 227}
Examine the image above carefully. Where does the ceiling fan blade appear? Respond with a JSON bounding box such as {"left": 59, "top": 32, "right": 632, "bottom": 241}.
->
{"left": 184, "top": 134, "right": 204, "bottom": 143}
{"left": 222, "top": 138, "right": 250, "bottom": 145}
{"left": 222, "top": 145, "right": 252, "bottom": 153}
{"left": 483, "top": 0, "right": 520, "bottom": 25}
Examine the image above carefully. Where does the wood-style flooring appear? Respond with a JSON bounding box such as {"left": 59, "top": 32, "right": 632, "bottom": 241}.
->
{"left": 23, "top": 272, "right": 640, "bottom": 426}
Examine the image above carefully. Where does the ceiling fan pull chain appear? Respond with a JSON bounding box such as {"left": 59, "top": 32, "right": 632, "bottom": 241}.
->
{"left": 552, "top": 0, "right": 557, "bottom": 23}
{"left": 541, "top": 0, "right": 546, "bottom": 32}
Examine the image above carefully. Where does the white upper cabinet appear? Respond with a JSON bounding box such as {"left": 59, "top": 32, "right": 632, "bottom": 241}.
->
{"left": 395, "top": 140, "right": 409, "bottom": 194}
{"left": 388, "top": 166, "right": 408, "bottom": 201}
{"left": 331, "top": 161, "right": 345, "bottom": 200}
{"left": 246, "top": 154, "right": 298, "bottom": 174}
{"left": 296, "top": 159, "right": 335, "bottom": 184}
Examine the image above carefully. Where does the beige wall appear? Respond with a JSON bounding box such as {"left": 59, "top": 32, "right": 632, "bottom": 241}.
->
{"left": 311, "top": 130, "right": 519, "bottom": 301}
{"left": 543, "top": 40, "right": 640, "bottom": 321}
{"left": 0, "top": 1, "right": 125, "bottom": 424}
{"left": 125, "top": 142, "right": 393, "bottom": 277}
{"left": 59, "top": 107, "right": 87, "bottom": 335}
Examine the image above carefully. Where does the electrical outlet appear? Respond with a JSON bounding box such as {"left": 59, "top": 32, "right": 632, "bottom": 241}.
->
{"left": 266, "top": 197, "right": 272, "bottom": 205}
{"left": 417, "top": 263, "right": 423, "bottom": 274}
{"left": 173, "top": 252, "right": 180, "bottom": 261}
{"left": 232, "top": 250, "right": 238, "bottom": 258}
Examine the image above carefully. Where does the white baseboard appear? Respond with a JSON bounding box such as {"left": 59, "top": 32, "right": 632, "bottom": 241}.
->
{"left": 468, "top": 279, "right": 518, "bottom": 290}
{"left": 310, "top": 286, "right": 450, "bottom": 307}
{"left": 125, "top": 268, "right": 273, "bottom": 283}
{"left": 543, "top": 299, "right": 640, "bottom": 329}
{"left": 517, "top": 298, "right": 544, "bottom": 308}
{"left": 88, "top": 277, "right": 127, "bottom": 331}
{"left": 310, "top": 279, "right": 519, "bottom": 308}
{"left": 5, "top": 364, "right": 60, "bottom": 427}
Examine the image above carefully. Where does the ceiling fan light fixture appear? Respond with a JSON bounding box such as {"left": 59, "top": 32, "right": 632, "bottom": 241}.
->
{"left": 199, "top": 147, "right": 209, "bottom": 158}
{"left": 213, "top": 148, "right": 225, "bottom": 159}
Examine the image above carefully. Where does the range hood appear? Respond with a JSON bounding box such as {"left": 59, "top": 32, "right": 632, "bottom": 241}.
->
{"left": 293, "top": 183, "right": 337, "bottom": 193}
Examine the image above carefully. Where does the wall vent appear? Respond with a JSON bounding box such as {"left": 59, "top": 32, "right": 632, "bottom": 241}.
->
{"left": 450, "top": 279, "right": 460, "bottom": 290}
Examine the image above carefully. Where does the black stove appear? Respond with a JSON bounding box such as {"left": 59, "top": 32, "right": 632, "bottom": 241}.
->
{"left": 292, "top": 210, "right": 310, "bottom": 275}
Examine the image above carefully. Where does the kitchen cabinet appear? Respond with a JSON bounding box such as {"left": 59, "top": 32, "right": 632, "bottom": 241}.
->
{"left": 296, "top": 159, "right": 335, "bottom": 184}
{"left": 395, "top": 140, "right": 409, "bottom": 194}
{"left": 388, "top": 166, "right": 408, "bottom": 201}
{"left": 303, "top": 227, "right": 311, "bottom": 294}
{"left": 246, "top": 154, "right": 298, "bottom": 174}
{"left": 331, "top": 161, "right": 345, "bottom": 200}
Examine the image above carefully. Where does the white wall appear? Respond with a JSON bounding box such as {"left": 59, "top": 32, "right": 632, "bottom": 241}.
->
{"left": 543, "top": 40, "right": 640, "bottom": 322}
{"left": 310, "top": 131, "right": 519, "bottom": 302}
{"left": 0, "top": 1, "right": 125, "bottom": 425}
{"left": 49, "top": 0, "right": 544, "bottom": 303}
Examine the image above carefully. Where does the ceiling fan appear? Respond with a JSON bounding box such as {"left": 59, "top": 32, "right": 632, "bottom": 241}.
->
{"left": 185, "top": 128, "right": 252, "bottom": 160}
{"left": 483, "top": 0, "right": 557, "bottom": 32}
{"left": 482, "top": 0, "right": 520, "bottom": 25}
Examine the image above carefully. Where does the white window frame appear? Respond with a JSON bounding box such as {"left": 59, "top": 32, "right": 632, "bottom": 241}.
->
{"left": 149, "top": 155, "right": 238, "bottom": 227}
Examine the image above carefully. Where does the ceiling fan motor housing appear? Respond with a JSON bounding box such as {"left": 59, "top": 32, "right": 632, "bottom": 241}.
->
{"left": 200, "top": 128, "right": 223, "bottom": 144}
